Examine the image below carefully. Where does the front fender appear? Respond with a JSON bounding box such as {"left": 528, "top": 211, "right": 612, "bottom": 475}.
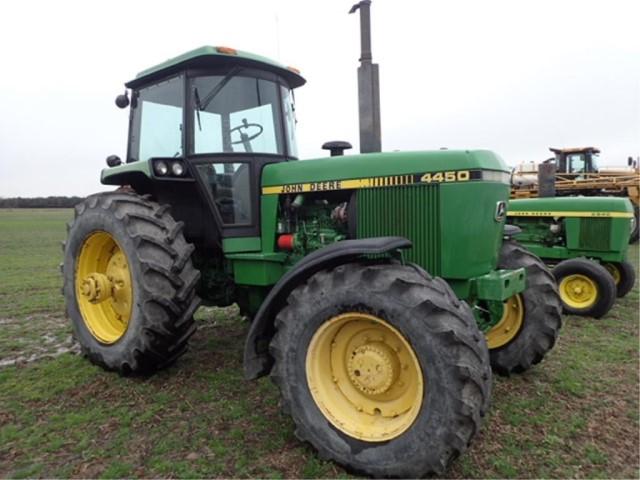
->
{"left": 243, "top": 236, "right": 412, "bottom": 380}
{"left": 101, "top": 160, "right": 152, "bottom": 186}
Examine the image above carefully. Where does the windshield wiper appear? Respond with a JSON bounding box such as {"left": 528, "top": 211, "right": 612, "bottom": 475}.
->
{"left": 199, "top": 67, "right": 242, "bottom": 111}
{"left": 194, "top": 87, "right": 202, "bottom": 131}
{"left": 193, "top": 68, "right": 242, "bottom": 131}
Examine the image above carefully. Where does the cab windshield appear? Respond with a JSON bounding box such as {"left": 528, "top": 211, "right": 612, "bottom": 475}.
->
{"left": 192, "top": 73, "right": 296, "bottom": 156}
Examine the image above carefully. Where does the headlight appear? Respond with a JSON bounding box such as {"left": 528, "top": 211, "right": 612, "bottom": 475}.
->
{"left": 155, "top": 161, "right": 168, "bottom": 176}
{"left": 171, "top": 161, "right": 185, "bottom": 176}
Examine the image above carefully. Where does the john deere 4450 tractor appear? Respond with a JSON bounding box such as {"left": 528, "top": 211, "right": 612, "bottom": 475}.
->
{"left": 62, "top": 46, "right": 561, "bottom": 477}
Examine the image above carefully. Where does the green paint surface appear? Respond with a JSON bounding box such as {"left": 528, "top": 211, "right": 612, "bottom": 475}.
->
{"left": 509, "top": 196, "right": 634, "bottom": 214}
{"left": 227, "top": 253, "right": 285, "bottom": 286}
{"left": 473, "top": 268, "right": 526, "bottom": 301}
{"left": 223, "top": 237, "right": 261, "bottom": 253}
{"left": 439, "top": 181, "right": 508, "bottom": 280}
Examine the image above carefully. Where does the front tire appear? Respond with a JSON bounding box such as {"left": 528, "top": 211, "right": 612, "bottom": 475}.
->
{"left": 553, "top": 258, "right": 616, "bottom": 318}
{"left": 486, "top": 240, "right": 562, "bottom": 376}
{"left": 270, "top": 263, "right": 491, "bottom": 477}
{"left": 62, "top": 192, "right": 201, "bottom": 374}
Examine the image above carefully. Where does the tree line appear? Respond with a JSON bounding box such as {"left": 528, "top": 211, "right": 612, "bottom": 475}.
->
{"left": 0, "top": 196, "right": 85, "bottom": 208}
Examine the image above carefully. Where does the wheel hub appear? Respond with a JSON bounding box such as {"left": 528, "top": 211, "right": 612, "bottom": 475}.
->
{"left": 347, "top": 342, "right": 399, "bottom": 395}
{"left": 80, "top": 273, "right": 112, "bottom": 304}
{"left": 484, "top": 294, "right": 524, "bottom": 349}
{"left": 560, "top": 274, "right": 597, "bottom": 308}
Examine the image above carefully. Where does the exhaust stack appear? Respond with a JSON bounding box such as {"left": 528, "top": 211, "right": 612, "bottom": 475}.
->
{"left": 349, "top": 0, "right": 381, "bottom": 153}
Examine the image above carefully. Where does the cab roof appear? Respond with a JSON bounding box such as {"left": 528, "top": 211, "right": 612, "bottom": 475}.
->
{"left": 549, "top": 147, "right": 600, "bottom": 154}
{"left": 125, "top": 45, "right": 306, "bottom": 89}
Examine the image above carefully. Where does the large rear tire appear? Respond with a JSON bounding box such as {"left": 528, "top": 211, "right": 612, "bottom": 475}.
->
{"left": 553, "top": 258, "right": 616, "bottom": 318}
{"left": 62, "top": 192, "right": 201, "bottom": 374}
{"left": 486, "top": 240, "right": 562, "bottom": 376}
{"left": 270, "top": 263, "right": 491, "bottom": 477}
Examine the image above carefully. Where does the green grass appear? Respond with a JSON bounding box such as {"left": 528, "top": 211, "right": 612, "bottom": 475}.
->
{"left": 0, "top": 209, "right": 74, "bottom": 366}
{"left": 0, "top": 209, "right": 71, "bottom": 318}
{"left": 0, "top": 208, "right": 638, "bottom": 478}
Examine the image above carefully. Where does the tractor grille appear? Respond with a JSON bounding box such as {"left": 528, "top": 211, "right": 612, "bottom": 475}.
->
{"left": 357, "top": 184, "right": 441, "bottom": 275}
{"left": 579, "top": 218, "right": 611, "bottom": 251}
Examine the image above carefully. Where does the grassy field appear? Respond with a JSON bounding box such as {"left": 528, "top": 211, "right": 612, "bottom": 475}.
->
{"left": 0, "top": 208, "right": 638, "bottom": 478}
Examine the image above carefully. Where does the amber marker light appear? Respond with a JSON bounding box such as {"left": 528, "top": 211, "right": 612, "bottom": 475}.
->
{"left": 216, "top": 46, "right": 238, "bottom": 55}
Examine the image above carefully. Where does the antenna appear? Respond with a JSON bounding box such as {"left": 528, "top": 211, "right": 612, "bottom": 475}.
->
{"left": 275, "top": 12, "right": 281, "bottom": 61}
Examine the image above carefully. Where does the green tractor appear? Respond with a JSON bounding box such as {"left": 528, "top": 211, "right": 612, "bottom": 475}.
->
{"left": 508, "top": 197, "right": 636, "bottom": 318}
{"left": 62, "top": 45, "right": 562, "bottom": 477}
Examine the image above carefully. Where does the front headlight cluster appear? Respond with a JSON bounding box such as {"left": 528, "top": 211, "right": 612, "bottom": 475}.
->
{"left": 153, "top": 160, "right": 188, "bottom": 178}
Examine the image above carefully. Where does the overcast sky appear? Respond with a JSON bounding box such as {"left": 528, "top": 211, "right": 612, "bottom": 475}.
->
{"left": 0, "top": 0, "right": 638, "bottom": 197}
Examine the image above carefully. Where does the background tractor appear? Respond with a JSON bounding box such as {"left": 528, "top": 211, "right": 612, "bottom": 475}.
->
{"left": 511, "top": 147, "right": 640, "bottom": 243}
{"left": 508, "top": 197, "right": 636, "bottom": 318}
{"left": 61, "top": 12, "right": 562, "bottom": 476}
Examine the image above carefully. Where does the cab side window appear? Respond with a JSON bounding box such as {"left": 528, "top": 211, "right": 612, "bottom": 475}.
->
{"left": 128, "top": 75, "right": 184, "bottom": 162}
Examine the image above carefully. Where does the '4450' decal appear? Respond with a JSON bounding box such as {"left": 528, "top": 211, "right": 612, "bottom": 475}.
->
{"left": 419, "top": 170, "right": 471, "bottom": 183}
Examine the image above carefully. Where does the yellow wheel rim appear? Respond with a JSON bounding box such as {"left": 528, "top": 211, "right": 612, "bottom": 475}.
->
{"left": 306, "top": 313, "right": 424, "bottom": 442}
{"left": 485, "top": 294, "right": 524, "bottom": 349}
{"left": 75, "top": 231, "right": 133, "bottom": 344}
{"left": 603, "top": 263, "right": 621, "bottom": 285}
{"left": 559, "top": 274, "right": 598, "bottom": 309}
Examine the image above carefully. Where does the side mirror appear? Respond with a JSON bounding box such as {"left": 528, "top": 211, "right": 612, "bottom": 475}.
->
{"left": 115, "top": 92, "right": 130, "bottom": 109}
{"left": 628, "top": 156, "right": 633, "bottom": 167}
{"left": 106, "top": 155, "right": 122, "bottom": 167}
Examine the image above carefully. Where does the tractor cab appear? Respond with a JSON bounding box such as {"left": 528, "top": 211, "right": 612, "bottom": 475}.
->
{"left": 547, "top": 147, "right": 600, "bottom": 175}
{"left": 105, "top": 46, "right": 305, "bottom": 243}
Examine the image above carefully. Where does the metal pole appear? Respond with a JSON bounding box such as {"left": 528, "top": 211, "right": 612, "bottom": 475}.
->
{"left": 538, "top": 163, "right": 557, "bottom": 198}
{"left": 350, "top": 0, "right": 381, "bottom": 153}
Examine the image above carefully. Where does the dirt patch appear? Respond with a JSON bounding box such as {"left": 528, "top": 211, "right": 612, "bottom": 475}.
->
{"left": 0, "top": 313, "right": 78, "bottom": 368}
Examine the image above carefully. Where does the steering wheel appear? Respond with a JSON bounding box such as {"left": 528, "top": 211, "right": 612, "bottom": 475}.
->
{"left": 230, "top": 118, "right": 264, "bottom": 145}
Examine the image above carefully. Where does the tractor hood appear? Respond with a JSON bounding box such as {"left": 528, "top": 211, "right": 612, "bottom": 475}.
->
{"left": 261, "top": 150, "right": 510, "bottom": 195}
